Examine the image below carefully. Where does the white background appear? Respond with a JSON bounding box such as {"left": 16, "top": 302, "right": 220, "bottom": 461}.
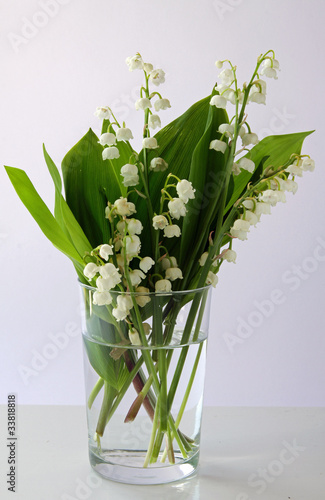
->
{"left": 1, "top": 0, "right": 324, "bottom": 407}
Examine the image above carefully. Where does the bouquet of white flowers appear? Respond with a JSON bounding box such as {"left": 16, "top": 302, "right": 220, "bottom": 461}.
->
{"left": 5, "top": 50, "right": 314, "bottom": 484}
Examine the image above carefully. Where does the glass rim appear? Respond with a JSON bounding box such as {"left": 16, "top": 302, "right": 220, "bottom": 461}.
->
{"left": 78, "top": 280, "right": 211, "bottom": 297}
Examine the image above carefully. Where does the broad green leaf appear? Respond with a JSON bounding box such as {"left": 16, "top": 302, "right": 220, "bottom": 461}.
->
{"left": 179, "top": 103, "right": 228, "bottom": 266}
{"left": 5, "top": 166, "right": 84, "bottom": 270}
{"left": 83, "top": 336, "right": 129, "bottom": 390}
{"left": 130, "top": 94, "right": 221, "bottom": 258}
{"left": 225, "top": 131, "right": 314, "bottom": 213}
{"left": 43, "top": 145, "right": 93, "bottom": 259}
{"left": 61, "top": 128, "right": 132, "bottom": 248}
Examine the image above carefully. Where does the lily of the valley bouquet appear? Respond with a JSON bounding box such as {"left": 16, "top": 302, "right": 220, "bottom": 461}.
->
{"left": 6, "top": 50, "right": 314, "bottom": 482}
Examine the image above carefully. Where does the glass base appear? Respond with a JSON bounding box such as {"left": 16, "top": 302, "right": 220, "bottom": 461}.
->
{"left": 89, "top": 447, "right": 199, "bottom": 485}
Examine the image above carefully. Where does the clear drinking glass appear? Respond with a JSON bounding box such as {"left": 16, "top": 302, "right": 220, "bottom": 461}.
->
{"left": 80, "top": 284, "right": 212, "bottom": 485}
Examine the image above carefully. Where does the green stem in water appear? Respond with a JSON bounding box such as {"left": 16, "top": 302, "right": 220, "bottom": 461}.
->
{"left": 88, "top": 377, "right": 104, "bottom": 409}
{"left": 96, "top": 382, "right": 117, "bottom": 437}
{"left": 143, "top": 397, "right": 160, "bottom": 468}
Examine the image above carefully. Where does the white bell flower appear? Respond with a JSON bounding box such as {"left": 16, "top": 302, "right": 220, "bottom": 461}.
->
{"left": 242, "top": 199, "right": 255, "bottom": 210}
{"left": 135, "top": 287, "right": 151, "bottom": 307}
{"left": 112, "top": 295, "right": 133, "bottom": 321}
{"left": 199, "top": 252, "right": 208, "bottom": 267}
{"left": 102, "top": 147, "right": 120, "bottom": 160}
{"left": 154, "top": 98, "right": 171, "bottom": 111}
{"left": 129, "top": 328, "right": 142, "bottom": 346}
{"left": 125, "top": 235, "right": 141, "bottom": 257}
{"left": 230, "top": 219, "right": 250, "bottom": 240}
{"left": 283, "top": 179, "right": 298, "bottom": 194}
{"left": 143, "top": 63, "right": 153, "bottom": 73}
{"left": 215, "top": 60, "right": 223, "bottom": 69}
{"left": 232, "top": 162, "right": 241, "bottom": 176}
{"left": 150, "top": 157, "right": 168, "bottom": 172}
{"left": 206, "top": 271, "right": 218, "bottom": 287}
{"left": 249, "top": 92, "right": 266, "bottom": 104}
{"left": 148, "top": 114, "right": 161, "bottom": 129}
{"left": 94, "top": 106, "right": 110, "bottom": 120}
{"left": 98, "top": 133, "right": 116, "bottom": 146}
{"left": 259, "top": 189, "right": 284, "bottom": 206}
{"left": 241, "top": 133, "right": 259, "bottom": 146}
{"left": 176, "top": 179, "right": 196, "bottom": 203}
{"left": 129, "top": 269, "right": 146, "bottom": 287}
{"left": 121, "top": 164, "right": 139, "bottom": 187}
{"left": 84, "top": 262, "right": 100, "bottom": 280}
{"left": 142, "top": 137, "right": 159, "bottom": 149}
{"left": 150, "top": 69, "right": 165, "bottom": 86}
{"left": 255, "top": 202, "right": 271, "bottom": 216}
{"left": 126, "top": 54, "right": 144, "bottom": 71}
{"left": 139, "top": 257, "right": 155, "bottom": 273}
{"left": 128, "top": 219, "right": 143, "bottom": 235}
{"left": 285, "top": 163, "right": 303, "bottom": 177}
{"left": 98, "top": 263, "right": 121, "bottom": 286}
{"left": 223, "top": 249, "right": 237, "bottom": 263}
{"left": 233, "top": 219, "right": 250, "bottom": 231}
{"left": 251, "top": 79, "right": 267, "bottom": 94}
{"left": 161, "top": 256, "right": 177, "bottom": 271}
{"left": 113, "top": 197, "right": 136, "bottom": 216}
{"left": 164, "top": 224, "right": 181, "bottom": 238}
{"left": 210, "top": 95, "right": 227, "bottom": 109}
{"left": 209, "top": 139, "right": 227, "bottom": 154}
{"left": 116, "top": 220, "right": 126, "bottom": 234}
{"left": 218, "top": 68, "right": 233, "bottom": 86}
{"left": 243, "top": 211, "right": 259, "bottom": 226}
{"left": 218, "top": 123, "right": 234, "bottom": 138}
{"left": 99, "top": 244, "right": 114, "bottom": 261}
{"left": 249, "top": 79, "right": 267, "bottom": 104}
{"left": 135, "top": 97, "right": 152, "bottom": 111}
{"left": 302, "top": 158, "right": 315, "bottom": 172}
{"left": 155, "top": 279, "right": 172, "bottom": 293}
{"left": 260, "top": 59, "right": 279, "bottom": 79}
{"left": 238, "top": 157, "right": 255, "bottom": 173}
{"left": 93, "top": 291, "right": 112, "bottom": 306}
{"left": 275, "top": 191, "right": 286, "bottom": 203}
{"left": 153, "top": 215, "right": 168, "bottom": 230}
{"left": 112, "top": 306, "right": 128, "bottom": 321}
{"left": 166, "top": 267, "right": 183, "bottom": 281}
{"left": 168, "top": 198, "right": 187, "bottom": 219}
{"left": 223, "top": 89, "right": 237, "bottom": 105}
{"left": 116, "top": 127, "right": 134, "bottom": 142}
{"left": 230, "top": 228, "right": 248, "bottom": 240}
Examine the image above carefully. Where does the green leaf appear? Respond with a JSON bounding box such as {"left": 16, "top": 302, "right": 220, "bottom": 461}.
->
{"left": 83, "top": 336, "right": 129, "bottom": 390}
{"left": 131, "top": 93, "right": 223, "bottom": 258}
{"left": 43, "top": 145, "right": 93, "bottom": 259}
{"left": 179, "top": 103, "right": 228, "bottom": 265}
{"left": 225, "top": 130, "right": 314, "bottom": 213}
{"left": 5, "top": 166, "right": 84, "bottom": 269}
{"left": 61, "top": 128, "right": 132, "bottom": 248}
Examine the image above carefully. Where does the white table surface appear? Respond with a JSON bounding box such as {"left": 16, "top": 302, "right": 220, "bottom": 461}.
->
{"left": 0, "top": 406, "right": 324, "bottom": 500}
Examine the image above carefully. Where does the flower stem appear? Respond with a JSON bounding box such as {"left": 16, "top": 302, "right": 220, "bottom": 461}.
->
{"left": 96, "top": 382, "right": 117, "bottom": 437}
{"left": 143, "top": 397, "right": 160, "bottom": 468}
{"left": 88, "top": 377, "right": 104, "bottom": 409}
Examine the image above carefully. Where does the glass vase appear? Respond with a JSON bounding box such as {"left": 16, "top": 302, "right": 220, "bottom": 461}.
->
{"left": 80, "top": 283, "right": 212, "bottom": 485}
